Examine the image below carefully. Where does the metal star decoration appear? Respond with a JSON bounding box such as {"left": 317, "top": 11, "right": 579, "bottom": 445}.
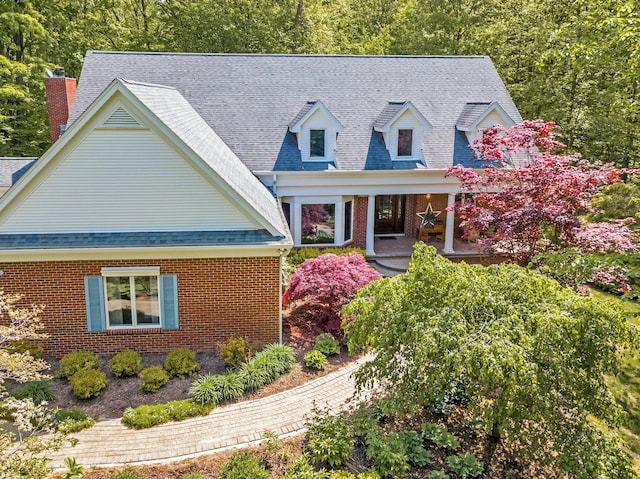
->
{"left": 417, "top": 202, "right": 441, "bottom": 228}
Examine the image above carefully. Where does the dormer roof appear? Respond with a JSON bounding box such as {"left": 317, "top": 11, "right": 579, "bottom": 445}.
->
{"left": 289, "top": 101, "right": 344, "bottom": 133}
{"left": 456, "top": 101, "right": 515, "bottom": 131}
{"left": 373, "top": 101, "right": 432, "bottom": 133}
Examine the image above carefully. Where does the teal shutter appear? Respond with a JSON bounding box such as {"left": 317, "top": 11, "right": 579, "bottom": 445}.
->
{"left": 85, "top": 276, "right": 106, "bottom": 332}
{"left": 160, "top": 274, "right": 179, "bottom": 330}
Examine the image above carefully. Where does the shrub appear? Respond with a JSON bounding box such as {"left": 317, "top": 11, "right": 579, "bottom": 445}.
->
{"left": 286, "top": 247, "right": 366, "bottom": 269}
{"left": 52, "top": 408, "right": 95, "bottom": 433}
{"left": 314, "top": 334, "right": 340, "bottom": 356}
{"left": 305, "top": 350, "right": 328, "bottom": 370}
{"left": 219, "top": 452, "right": 269, "bottom": 479}
{"left": 427, "top": 472, "right": 449, "bottom": 479}
{"left": 109, "top": 350, "right": 143, "bottom": 378}
{"left": 421, "top": 423, "right": 460, "bottom": 451}
{"left": 237, "top": 361, "right": 272, "bottom": 393}
{"left": 328, "top": 472, "right": 381, "bottom": 479}
{"left": 11, "top": 380, "right": 55, "bottom": 404}
{"left": 164, "top": 348, "right": 200, "bottom": 378}
{"left": 283, "top": 253, "right": 382, "bottom": 332}
{"left": 8, "top": 339, "right": 43, "bottom": 359}
{"left": 220, "top": 337, "right": 252, "bottom": 368}
{"left": 139, "top": 365, "right": 169, "bottom": 393}
{"left": 305, "top": 409, "right": 354, "bottom": 467}
{"left": 62, "top": 457, "right": 84, "bottom": 479}
{"left": 190, "top": 373, "right": 244, "bottom": 405}
{"left": 279, "top": 454, "right": 327, "bottom": 479}
{"left": 397, "top": 430, "right": 431, "bottom": 467}
{"left": 122, "top": 399, "right": 212, "bottom": 429}
{"left": 109, "top": 469, "right": 144, "bottom": 479}
{"left": 365, "top": 431, "right": 410, "bottom": 478}
{"left": 69, "top": 369, "right": 108, "bottom": 399}
{"left": 57, "top": 350, "right": 98, "bottom": 379}
{"left": 446, "top": 453, "right": 483, "bottom": 478}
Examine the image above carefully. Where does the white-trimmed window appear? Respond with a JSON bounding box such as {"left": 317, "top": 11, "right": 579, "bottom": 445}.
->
{"left": 84, "top": 268, "right": 178, "bottom": 332}
{"left": 289, "top": 101, "right": 343, "bottom": 163}
{"left": 310, "top": 129, "right": 326, "bottom": 157}
{"left": 397, "top": 129, "right": 413, "bottom": 157}
{"left": 287, "top": 196, "right": 353, "bottom": 246}
{"left": 102, "top": 267, "right": 160, "bottom": 328}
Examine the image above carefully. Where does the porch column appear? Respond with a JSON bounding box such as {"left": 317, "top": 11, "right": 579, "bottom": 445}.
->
{"left": 365, "top": 195, "right": 376, "bottom": 256}
{"left": 442, "top": 193, "right": 456, "bottom": 255}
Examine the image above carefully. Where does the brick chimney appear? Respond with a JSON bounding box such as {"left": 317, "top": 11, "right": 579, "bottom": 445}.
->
{"left": 45, "top": 67, "right": 77, "bottom": 144}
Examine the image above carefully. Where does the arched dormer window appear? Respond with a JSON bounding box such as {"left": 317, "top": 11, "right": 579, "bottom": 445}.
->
{"left": 374, "top": 101, "right": 432, "bottom": 162}
{"left": 289, "top": 101, "right": 344, "bottom": 163}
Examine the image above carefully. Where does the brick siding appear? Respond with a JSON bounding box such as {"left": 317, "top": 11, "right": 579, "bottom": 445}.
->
{"left": 353, "top": 196, "right": 368, "bottom": 249}
{"left": 0, "top": 257, "right": 280, "bottom": 357}
{"left": 45, "top": 77, "right": 77, "bottom": 144}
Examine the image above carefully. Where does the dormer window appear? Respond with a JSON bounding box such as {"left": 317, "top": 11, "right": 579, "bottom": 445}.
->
{"left": 374, "top": 101, "right": 432, "bottom": 162}
{"left": 310, "top": 129, "right": 326, "bottom": 157}
{"left": 456, "top": 101, "right": 516, "bottom": 145}
{"left": 289, "top": 101, "right": 343, "bottom": 163}
{"left": 397, "top": 129, "right": 413, "bottom": 157}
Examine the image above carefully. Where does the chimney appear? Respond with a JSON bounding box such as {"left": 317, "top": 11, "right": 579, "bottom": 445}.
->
{"left": 45, "top": 67, "right": 77, "bottom": 144}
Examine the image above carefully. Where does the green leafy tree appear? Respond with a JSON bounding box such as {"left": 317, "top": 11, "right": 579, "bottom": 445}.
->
{"left": 343, "top": 244, "right": 637, "bottom": 477}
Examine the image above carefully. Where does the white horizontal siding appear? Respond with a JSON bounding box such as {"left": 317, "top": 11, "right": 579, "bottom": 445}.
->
{"left": 0, "top": 129, "right": 258, "bottom": 233}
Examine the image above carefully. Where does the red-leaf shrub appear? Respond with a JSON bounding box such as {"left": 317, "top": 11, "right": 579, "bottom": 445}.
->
{"left": 283, "top": 253, "right": 382, "bottom": 333}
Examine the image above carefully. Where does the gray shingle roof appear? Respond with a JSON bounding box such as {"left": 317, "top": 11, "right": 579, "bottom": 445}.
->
{"left": 70, "top": 53, "right": 522, "bottom": 171}
{"left": 373, "top": 102, "right": 405, "bottom": 131}
{"left": 289, "top": 102, "right": 315, "bottom": 129}
{"left": 0, "top": 230, "right": 282, "bottom": 249}
{"left": 456, "top": 102, "right": 493, "bottom": 130}
{"left": 0, "top": 158, "right": 37, "bottom": 188}
{"left": 117, "top": 79, "right": 289, "bottom": 238}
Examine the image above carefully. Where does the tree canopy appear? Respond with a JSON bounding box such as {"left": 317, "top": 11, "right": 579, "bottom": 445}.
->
{"left": 342, "top": 243, "right": 637, "bottom": 477}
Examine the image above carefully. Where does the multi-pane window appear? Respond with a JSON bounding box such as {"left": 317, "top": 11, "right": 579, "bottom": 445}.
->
{"left": 397, "top": 129, "right": 413, "bottom": 157}
{"left": 103, "top": 270, "right": 160, "bottom": 327}
{"left": 310, "top": 129, "right": 326, "bottom": 157}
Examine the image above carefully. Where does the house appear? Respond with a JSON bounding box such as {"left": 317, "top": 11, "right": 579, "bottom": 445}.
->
{"left": 0, "top": 53, "right": 521, "bottom": 357}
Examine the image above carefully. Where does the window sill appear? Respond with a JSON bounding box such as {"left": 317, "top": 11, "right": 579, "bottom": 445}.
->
{"left": 107, "top": 327, "right": 163, "bottom": 335}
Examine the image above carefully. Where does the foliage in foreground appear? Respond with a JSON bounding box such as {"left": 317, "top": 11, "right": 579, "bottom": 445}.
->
{"left": 122, "top": 399, "right": 213, "bottom": 429}
{"left": 283, "top": 253, "right": 382, "bottom": 332}
{"left": 342, "top": 244, "right": 637, "bottom": 477}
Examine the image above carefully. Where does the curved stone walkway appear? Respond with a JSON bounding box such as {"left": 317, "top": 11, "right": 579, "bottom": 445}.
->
{"left": 49, "top": 358, "right": 367, "bottom": 470}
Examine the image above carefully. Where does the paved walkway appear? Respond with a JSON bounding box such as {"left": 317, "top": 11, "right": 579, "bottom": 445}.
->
{"left": 48, "top": 358, "right": 367, "bottom": 470}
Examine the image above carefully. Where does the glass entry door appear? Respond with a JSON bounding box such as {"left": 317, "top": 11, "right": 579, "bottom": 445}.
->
{"left": 374, "top": 195, "right": 406, "bottom": 234}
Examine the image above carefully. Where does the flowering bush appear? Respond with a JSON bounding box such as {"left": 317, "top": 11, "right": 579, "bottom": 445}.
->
{"left": 283, "top": 253, "right": 382, "bottom": 333}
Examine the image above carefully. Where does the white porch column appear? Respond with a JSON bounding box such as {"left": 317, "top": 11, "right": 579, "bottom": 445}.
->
{"left": 442, "top": 193, "right": 456, "bottom": 255}
{"left": 365, "top": 195, "right": 376, "bottom": 256}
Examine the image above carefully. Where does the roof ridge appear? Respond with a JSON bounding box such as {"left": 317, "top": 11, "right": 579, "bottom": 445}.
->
{"left": 90, "top": 51, "right": 490, "bottom": 60}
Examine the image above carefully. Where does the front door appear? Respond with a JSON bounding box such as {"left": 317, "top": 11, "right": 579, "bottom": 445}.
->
{"left": 375, "top": 195, "right": 406, "bottom": 234}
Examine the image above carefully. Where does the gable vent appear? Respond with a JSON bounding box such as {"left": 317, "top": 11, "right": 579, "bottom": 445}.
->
{"left": 103, "top": 107, "right": 140, "bottom": 128}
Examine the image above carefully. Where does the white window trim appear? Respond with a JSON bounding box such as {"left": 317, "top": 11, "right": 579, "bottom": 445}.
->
{"left": 101, "top": 267, "right": 161, "bottom": 329}
{"left": 289, "top": 196, "right": 353, "bottom": 247}
{"left": 308, "top": 129, "right": 327, "bottom": 161}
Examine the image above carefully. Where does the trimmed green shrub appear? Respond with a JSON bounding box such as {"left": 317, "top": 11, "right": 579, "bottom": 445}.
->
{"left": 446, "top": 453, "right": 483, "bottom": 478}
{"left": 139, "top": 365, "right": 169, "bottom": 393}
{"left": 305, "top": 350, "right": 328, "bottom": 370}
{"left": 165, "top": 347, "right": 200, "bottom": 378}
{"left": 69, "top": 369, "right": 108, "bottom": 399}
{"left": 219, "top": 337, "right": 252, "bottom": 368}
{"left": 57, "top": 350, "right": 98, "bottom": 379}
{"left": 11, "top": 380, "right": 55, "bottom": 404}
{"left": 219, "top": 452, "right": 269, "bottom": 479}
{"left": 122, "top": 399, "right": 212, "bottom": 429}
{"left": 8, "top": 339, "right": 43, "bottom": 359}
{"left": 189, "top": 373, "right": 244, "bottom": 405}
{"left": 314, "top": 334, "right": 340, "bottom": 356}
{"left": 421, "top": 423, "right": 460, "bottom": 451}
{"left": 109, "top": 469, "right": 144, "bottom": 479}
{"left": 109, "top": 350, "right": 143, "bottom": 378}
{"left": 305, "top": 409, "right": 354, "bottom": 467}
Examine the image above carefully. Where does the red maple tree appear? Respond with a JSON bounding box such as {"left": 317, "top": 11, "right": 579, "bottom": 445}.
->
{"left": 447, "top": 120, "right": 639, "bottom": 265}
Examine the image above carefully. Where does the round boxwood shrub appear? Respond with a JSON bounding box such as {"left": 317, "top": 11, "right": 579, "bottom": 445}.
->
{"left": 139, "top": 365, "right": 169, "bottom": 393}
{"left": 109, "top": 350, "right": 143, "bottom": 378}
{"left": 57, "top": 350, "right": 98, "bottom": 379}
{"left": 305, "top": 350, "right": 328, "bottom": 370}
{"left": 70, "top": 368, "right": 108, "bottom": 399}
{"left": 219, "top": 337, "right": 252, "bottom": 368}
{"left": 164, "top": 347, "right": 200, "bottom": 378}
